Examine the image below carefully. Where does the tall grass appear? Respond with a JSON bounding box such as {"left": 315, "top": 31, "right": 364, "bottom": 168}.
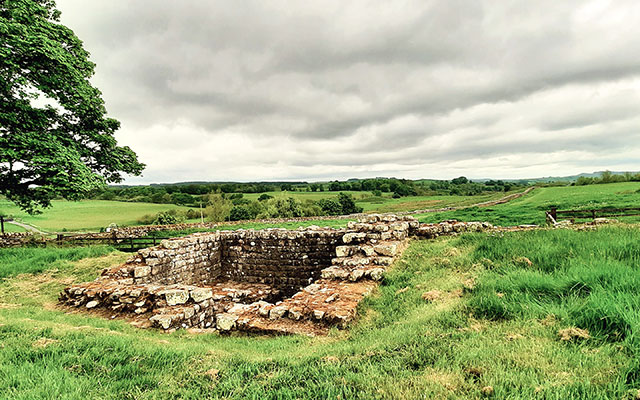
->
{"left": 465, "top": 227, "right": 640, "bottom": 382}
{"left": 0, "top": 246, "right": 114, "bottom": 278}
{"left": 0, "top": 228, "right": 638, "bottom": 398}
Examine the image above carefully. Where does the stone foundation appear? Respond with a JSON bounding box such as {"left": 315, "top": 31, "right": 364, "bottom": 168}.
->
{"left": 60, "top": 215, "right": 495, "bottom": 335}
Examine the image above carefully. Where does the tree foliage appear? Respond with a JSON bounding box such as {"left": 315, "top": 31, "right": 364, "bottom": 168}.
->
{"left": 0, "top": 0, "right": 144, "bottom": 213}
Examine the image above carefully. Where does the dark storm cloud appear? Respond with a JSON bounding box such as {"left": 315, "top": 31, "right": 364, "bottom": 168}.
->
{"left": 55, "top": 0, "right": 640, "bottom": 182}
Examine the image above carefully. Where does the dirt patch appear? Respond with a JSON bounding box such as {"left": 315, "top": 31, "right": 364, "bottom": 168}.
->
{"left": 32, "top": 338, "right": 60, "bottom": 348}
{"left": 422, "top": 290, "right": 442, "bottom": 302}
{"left": 558, "top": 327, "right": 590, "bottom": 341}
{"left": 423, "top": 368, "right": 463, "bottom": 391}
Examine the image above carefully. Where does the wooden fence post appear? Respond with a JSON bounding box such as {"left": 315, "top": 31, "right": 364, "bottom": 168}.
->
{"left": 550, "top": 207, "right": 557, "bottom": 222}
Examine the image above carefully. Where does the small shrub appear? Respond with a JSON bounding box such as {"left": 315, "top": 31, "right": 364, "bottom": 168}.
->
{"left": 153, "top": 210, "right": 184, "bottom": 225}
{"left": 229, "top": 206, "right": 251, "bottom": 221}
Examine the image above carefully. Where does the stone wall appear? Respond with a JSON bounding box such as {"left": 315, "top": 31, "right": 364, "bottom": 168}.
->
{"left": 0, "top": 232, "right": 46, "bottom": 248}
{"left": 220, "top": 229, "right": 343, "bottom": 295}
{"left": 60, "top": 215, "right": 497, "bottom": 335}
{"left": 123, "top": 232, "right": 223, "bottom": 286}
{"left": 103, "top": 228, "right": 344, "bottom": 295}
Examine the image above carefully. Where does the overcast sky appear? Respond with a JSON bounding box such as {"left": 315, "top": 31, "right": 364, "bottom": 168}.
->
{"left": 56, "top": 0, "right": 640, "bottom": 183}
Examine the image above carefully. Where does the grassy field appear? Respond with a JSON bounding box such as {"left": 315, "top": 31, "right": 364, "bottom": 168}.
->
{"left": 0, "top": 190, "right": 513, "bottom": 233}
{"left": 0, "top": 199, "right": 191, "bottom": 233}
{"left": 2, "top": 223, "right": 27, "bottom": 233}
{"left": 2, "top": 226, "right": 640, "bottom": 399}
{"left": 416, "top": 182, "right": 640, "bottom": 226}
{"left": 0, "top": 182, "right": 637, "bottom": 234}
{"left": 243, "top": 190, "right": 513, "bottom": 213}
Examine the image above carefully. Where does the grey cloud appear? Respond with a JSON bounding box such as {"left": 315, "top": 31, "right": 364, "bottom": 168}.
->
{"left": 55, "top": 0, "right": 640, "bottom": 182}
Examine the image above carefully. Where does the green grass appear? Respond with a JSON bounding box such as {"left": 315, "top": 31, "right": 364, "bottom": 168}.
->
{"left": 241, "top": 190, "right": 514, "bottom": 213}
{"left": 1, "top": 182, "right": 636, "bottom": 234}
{"left": 0, "top": 246, "right": 115, "bottom": 279}
{"left": 357, "top": 192, "right": 512, "bottom": 213}
{"left": 2, "top": 227, "right": 640, "bottom": 398}
{"left": 2, "top": 223, "right": 27, "bottom": 233}
{"left": 0, "top": 199, "right": 192, "bottom": 233}
{"left": 416, "top": 182, "right": 640, "bottom": 226}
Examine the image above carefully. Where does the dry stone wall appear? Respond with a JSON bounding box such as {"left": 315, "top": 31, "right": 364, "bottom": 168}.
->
{"left": 0, "top": 232, "right": 46, "bottom": 248}
{"left": 220, "top": 229, "right": 343, "bottom": 295}
{"left": 60, "top": 215, "right": 496, "bottom": 335}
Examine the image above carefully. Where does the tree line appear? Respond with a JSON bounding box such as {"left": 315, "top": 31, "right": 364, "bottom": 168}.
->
{"left": 137, "top": 192, "right": 363, "bottom": 225}
{"left": 91, "top": 177, "right": 527, "bottom": 208}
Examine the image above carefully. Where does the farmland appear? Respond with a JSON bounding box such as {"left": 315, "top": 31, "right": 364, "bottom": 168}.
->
{"left": 241, "top": 190, "right": 512, "bottom": 213}
{"left": 1, "top": 183, "right": 638, "bottom": 234}
{"left": 0, "top": 190, "right": 513, "bottom": 233}
{"left": 416, "top": 182, "right": 640, "bottom": 226}
{"left": 0, "top": 199, "right": 192, "bottom": 233}
{"left": 1, "top": 226, "right": 640, "bottom": 398}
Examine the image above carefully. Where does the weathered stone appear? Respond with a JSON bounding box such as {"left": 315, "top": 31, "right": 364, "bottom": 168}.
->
{"left": 183, "top": 307, "right": 195, "bottom": 319}
{"left": 150, "top": 314, "right": 173, "bottom": 329}
{"left": 86, "top": 300, "right": 99, "bottom": 309}
{"left": 163, "top": 289, "right": 189, "bottom": 305}
{"left": 288, "top": 308, "right": 303, "bottom": 320}
{"left": 61, "top": 213, "right": 480, "bottom": 334}
{"left": 374, "top": 243, "right": 398, "bottom": 257}
{"left": 190, "top": 288, "right": 213, "bottom": 303}
{"left": 269, "top": 305, "right": 288, "bottom": 319}
{"left": 216, "top": 313, "right": 238, "bottom": 331}
{"left": 360, "top": 246, "right": 375, "bottom": 256}
{"left": 342, "top": 232, "right": 366, "bottom": 244}
{"left": 349, "top": 269, "right": 365, "bottom": 281}
{"left": 369, "top": 268, "right": 385, "bottom": 281}
{"left": 335, "top": 246, "right": 351, "bottom": 257}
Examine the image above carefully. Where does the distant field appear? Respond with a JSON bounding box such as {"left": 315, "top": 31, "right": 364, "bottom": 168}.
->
{"left": 243, "top": 190, "right": 513, "bottom": 212}
{"left": 0, "top": 199, "right": 191, "bottom": 233}
{"left": 1, "top": 227, "right": 639, "bottom": 398}
{"left": 0, "top": 191, "right": 513, "bottom": 233}
{"left": 1, "top": 183, "right": 634, "bottom": 233}
{"left": 416, "top": 182, "right": 640, "bottom": 226}
{"left": 357, "top": 192, "right": 513, "bottom": 213}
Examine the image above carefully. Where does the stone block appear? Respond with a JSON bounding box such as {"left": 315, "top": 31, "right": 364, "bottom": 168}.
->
{"left": 134, "top": 265, "right": 151, "bottom": 278}
{"left": 190, "top": 288, "right": 213, "bottom": 303}
{"left": 335, "top": 246, "right": 351, "bottom": 257}
{"left": 216, "top": 313, "right": 238, "bottom": 331}
{"left": 374, "top": 243, "right": 398, "bottom": 257}
{"left": 163, "top": 289, "right": 189, "bottom": 305}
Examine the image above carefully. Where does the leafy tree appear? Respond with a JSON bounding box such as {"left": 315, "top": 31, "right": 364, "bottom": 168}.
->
{"left": 205, "top": 194, "right": 232, "bottom": 222}
{"left": 153, "top": 210, "right": 183, "bottom": 225}
{"left": 337, "top": 192, "right": 363, "bottom": 214}
{"left": 318, "top": 198, "right": 342, "bottom": 215}
{"left": 229, "top": 206, "right": 251, "bottom": 221}
{"left": 0, "top": 0, "right": 144, "bottom": 213}
{"left": 451, "top": 176, "right": 469, "bottom": 185}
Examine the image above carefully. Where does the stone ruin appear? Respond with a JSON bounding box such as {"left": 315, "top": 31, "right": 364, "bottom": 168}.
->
{"left": 60, "top": 215, "right": 493, "bottom": 335}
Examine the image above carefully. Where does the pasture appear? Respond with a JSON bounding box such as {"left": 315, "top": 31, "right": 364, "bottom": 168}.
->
{"left": 1, "top": 227, "right": 639, "bottom": 399}
{"left": 243, "top": 190, "right": 513, "bottom": 213}
{"left": 416, "top": 182, "right": 640, "bottom": 226}
{"left": 0, "top": 199, "right": 191, "bottom": 233}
